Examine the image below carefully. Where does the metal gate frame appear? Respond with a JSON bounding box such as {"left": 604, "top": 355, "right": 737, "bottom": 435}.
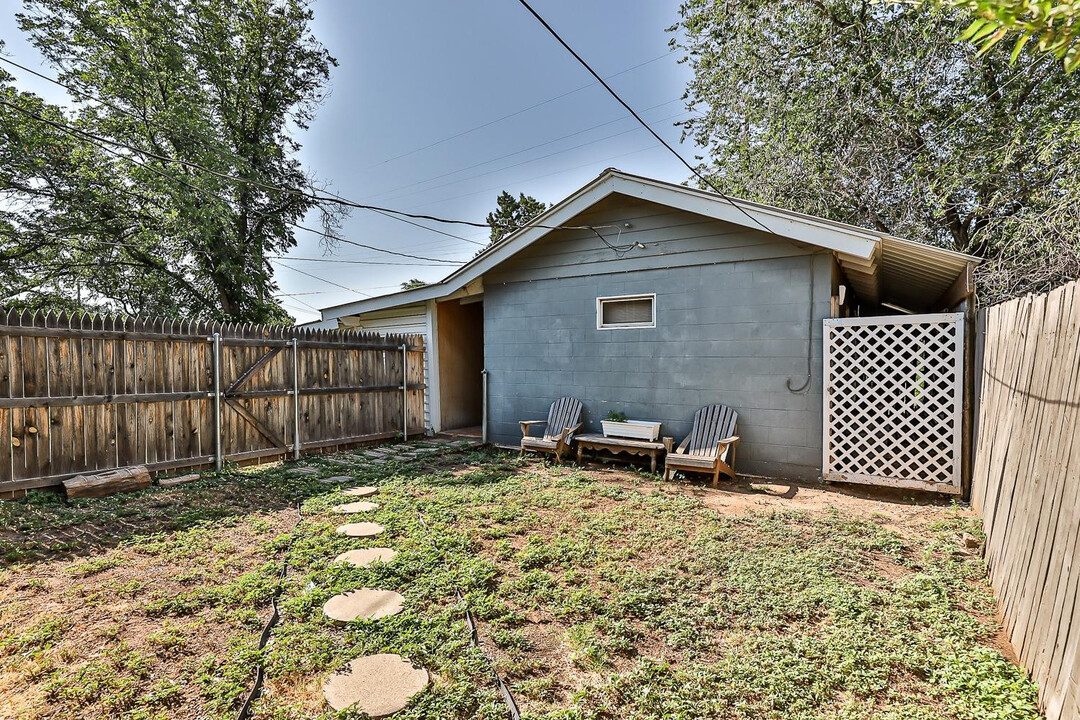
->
{"left": 822, "top": 312, "right": 965, "bottom": 494}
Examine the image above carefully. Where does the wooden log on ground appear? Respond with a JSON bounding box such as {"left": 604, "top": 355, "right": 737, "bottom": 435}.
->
{"left": 157, "top": 473, "right": 202, "bottom": 487}
{"left": 63, "top": 465, "right": 151, "bottom": 498}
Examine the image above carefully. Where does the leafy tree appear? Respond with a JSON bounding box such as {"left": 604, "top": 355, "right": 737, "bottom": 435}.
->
{"left": 400, "top": 278, "right": 427, "bottom": 290}
{"left": 4, "top": 0, "right": 340, "bottom": 322}
{"left": 671, "top": 0, "right": 1080, "bottom": 303}
{"left": 0, "top": 56, "right": 121, "bottom": 314}
{"left": 946, "top": 1, "right": 1080, "bottom": 71}
{"left": 485, "top": 191, "right": 547, "bottom": 244}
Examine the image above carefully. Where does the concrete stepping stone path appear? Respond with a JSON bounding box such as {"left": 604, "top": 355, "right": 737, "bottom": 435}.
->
{"left": 323, "top": 588, "right": 405, "bottom": 623}
{"left": 336, "top": 522, "right": 385, "bottom": 537}
{"left": 333, "top": 548, "right": 397, "bottom": 567}
{"left": 342, "top": 486, "right": 379, "bottom": 498}
{"left": 287, "top": 466, "right": 319, "bottom": 477}
{"left": 323, "top": 654, "right": 430, "bottom": 716}
{"left": 318, "top": 475, "right": 354, "bottom": 485}
{"left": 333, "top": 501, "right": 379, "bottom": 514}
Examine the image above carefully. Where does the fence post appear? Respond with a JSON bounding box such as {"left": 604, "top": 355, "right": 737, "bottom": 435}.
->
{"left": 401, "top": 342, "right": 408, "bottom": 441}
{"left": 211, "top": 332, "right": 222, "bottom": 471}
{"left": 291, "top": 337, "right": 301, "bottom": 460}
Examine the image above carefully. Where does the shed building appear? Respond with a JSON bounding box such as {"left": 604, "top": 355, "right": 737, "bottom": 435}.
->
{"left": 315, "top": 169, "right": 979, "bottom": 482}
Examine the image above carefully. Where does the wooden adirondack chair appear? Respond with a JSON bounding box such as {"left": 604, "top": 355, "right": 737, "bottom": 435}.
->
{"left": 520, "top": 397, "right": 583, "bottom": 463}
{"left": 663, "top": 404, "right": 740, "bottom": 485}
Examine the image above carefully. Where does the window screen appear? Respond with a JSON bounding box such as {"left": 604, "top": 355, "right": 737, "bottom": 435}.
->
{"left": 598, "top": 295, "right": 654, "bottom": 329}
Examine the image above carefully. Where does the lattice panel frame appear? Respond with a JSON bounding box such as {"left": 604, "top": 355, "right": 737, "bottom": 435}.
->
{"left": 823, "top": 313, "right": 965, "bottom": 494}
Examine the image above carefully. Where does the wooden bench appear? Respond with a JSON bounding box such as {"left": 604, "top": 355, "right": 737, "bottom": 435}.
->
{"left": 575, "top": 433, "right": 670, "bottom": 473}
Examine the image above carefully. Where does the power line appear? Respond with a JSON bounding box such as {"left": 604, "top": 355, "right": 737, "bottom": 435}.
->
{"left": 1, "top": 96, "right": 632, "bottom": 238}
{"left": 3, "top": 68, "right": 670, "bottom": 299}
{"left": 0, "top": 54, "right": 259, "bottom": 173}
{"left": 275, "top": 261, "right": 372, "bottom": 297}
{"left": 279, "top": 294, "right": 321, "bottom": 312}
{"left": 515, "top": 0, "right": 774, "bottom": 235}
{"left": 377, "top": 107, "right": 693, "bottom": 206}
{"left": 269, "top": 254, "right": 458, "bottom": 267}
{"left": 367, "top": 208, "right": 484, "bottom": 246}
{"left": 364, "top": 98, "right": 688, "bottom": 202}
{"left": 289, "top": 222, "right": 463, "bottom": 263}
{"left": 399, "top": 142, "right": 661, "bottom": 212}
{"left": 1, "top": 51, "right": 675, "bottom": 252}
{"left": 1, "top": 54, "right": 496, "bottom": 252}
{"left": 367, "top": 50, "right": 676, "bottom": 168}
{"left": 0, "top": 97, "right": 488, "bottom": 266}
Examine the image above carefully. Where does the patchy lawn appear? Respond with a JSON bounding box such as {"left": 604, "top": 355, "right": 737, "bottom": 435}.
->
{"left": 0, "top": 446, "right": 1040, "bottom": 720}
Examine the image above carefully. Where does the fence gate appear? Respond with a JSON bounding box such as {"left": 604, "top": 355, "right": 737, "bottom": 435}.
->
{"left": 823, "top": 313, "right": 965, "bottom": 494}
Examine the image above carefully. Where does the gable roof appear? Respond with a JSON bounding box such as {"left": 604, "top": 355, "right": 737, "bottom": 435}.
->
{"left": 320, "top": 169, "right": 979, "bottom": 318}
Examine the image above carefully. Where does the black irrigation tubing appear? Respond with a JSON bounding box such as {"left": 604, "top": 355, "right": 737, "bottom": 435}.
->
{"left": 416, "top": 510, "right": 522, "bottom": 720}
{"left": 235, "top": 499, "right": 304, "bottom": 720}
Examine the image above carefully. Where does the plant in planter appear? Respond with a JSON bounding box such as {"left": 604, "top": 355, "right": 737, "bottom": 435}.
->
{"left": 601, "top": 410, "right": 661, "bottom": 441}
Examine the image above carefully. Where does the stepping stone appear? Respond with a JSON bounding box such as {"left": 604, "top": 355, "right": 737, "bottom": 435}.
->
{"left": 332, "top": 501, "right": 379, "bottom": 514}
{"left": 323, "top": 654, "right": 430, "bottom": 716}
{"left": 323, "top": 588, "right": 405, "bottom": 623}
{"left": 337, "top": 522, "right": 385, "bottom": 538}
{"left": 333, "top": 548, "right": 397, "bottom": 567}
{"left": 288, "top": 467, "right": 319, "bottom": 477}
{"left": 318, "top": 475, "right": 353, "bottom": 484}
{"left": 342, "top": 486, "right": 379, "bottom": 498}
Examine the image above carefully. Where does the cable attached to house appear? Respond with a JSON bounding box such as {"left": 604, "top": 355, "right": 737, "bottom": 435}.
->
{"left": 786, "top": 255, "right": 816, "bottom": 394}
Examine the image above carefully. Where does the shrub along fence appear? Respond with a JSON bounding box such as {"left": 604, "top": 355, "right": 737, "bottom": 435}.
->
{"left": 0, "top": 310, "right": 425, "bottom": 495}
{"left": 971, "top": 278, "right": 1080, "bottom": 720}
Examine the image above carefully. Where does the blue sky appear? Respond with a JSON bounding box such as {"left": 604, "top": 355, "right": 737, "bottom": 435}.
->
{"left": 0, "top": 0, "right": 700, "bottom": 322}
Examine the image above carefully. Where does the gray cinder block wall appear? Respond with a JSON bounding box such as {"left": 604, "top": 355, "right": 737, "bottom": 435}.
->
{"left": 483, "top": 251, "right": 832, "bottom": 480}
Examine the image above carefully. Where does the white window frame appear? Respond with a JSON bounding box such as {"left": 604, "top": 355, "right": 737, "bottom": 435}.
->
{"left": 596, "top": 293, "right": 656, "bottom": 330}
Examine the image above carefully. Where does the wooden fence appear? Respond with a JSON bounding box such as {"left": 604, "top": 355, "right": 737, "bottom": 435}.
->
{"left": 971, "top": 278, "right": 1080, "bottom": 720}
{"left": 0, "top": 310, "right": 425, "bottom": 494}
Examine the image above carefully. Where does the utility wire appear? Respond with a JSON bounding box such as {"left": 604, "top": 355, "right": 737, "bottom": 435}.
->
{"left": 514, "top": 0, "right": 774, "bottom": 235}
{"left": 397, "top": 141, "right": 660, "bottom": 211}
{"left": 0, "top": 97, "right": 482, "bottom": 266}
{"left": 0, "top": 96, "right": 630, "bottom": 238}
{"left": 365, "top": 98, "right": 688, "bottom": 202}
{"left": 368, "top": 50, "right": 675, "bottom": 168}
{"left": 0, "top": 53, "right": 265, "bottom": 187}
{"left": 269, "top": 254, "right": 457, "bottom": 267}
{"left": 275, "top": 261, "right": 373, "bottom": 297}
{"left": 368, "top": 208, "right": 485, "bottom": 246}
{"left": 2, "top": 62, "right": 662, "bottom": 300}
{"left": 1, "top": 96, "right": 623, "bottom": 304}
{"left": 377, "top": 108, "right": 694, "bottom": 206}
{"left": 289, "top": 223, "right": 463, "bottom": 264}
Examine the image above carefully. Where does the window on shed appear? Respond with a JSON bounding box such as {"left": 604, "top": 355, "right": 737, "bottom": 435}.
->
{"left": 597, "top": 294, "right": 655, "bottom": 329}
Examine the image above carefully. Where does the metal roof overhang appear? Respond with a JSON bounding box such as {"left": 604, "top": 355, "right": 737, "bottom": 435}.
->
{"left": 834, "top": 236, "right": 979, "bottom": 312}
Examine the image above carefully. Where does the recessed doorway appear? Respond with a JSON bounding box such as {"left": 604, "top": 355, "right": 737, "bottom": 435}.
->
{"left": 436, "top": 297, "right": 484, "bottom": 432}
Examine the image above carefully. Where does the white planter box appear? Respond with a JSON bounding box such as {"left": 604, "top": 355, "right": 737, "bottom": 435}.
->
{"left": 601, "top": 420, "right": 661, "bottom": 441}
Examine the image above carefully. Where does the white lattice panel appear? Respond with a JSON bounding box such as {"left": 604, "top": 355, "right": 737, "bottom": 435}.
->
{"left": 823, "top": 313, "right": 965, "bottom": 493}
